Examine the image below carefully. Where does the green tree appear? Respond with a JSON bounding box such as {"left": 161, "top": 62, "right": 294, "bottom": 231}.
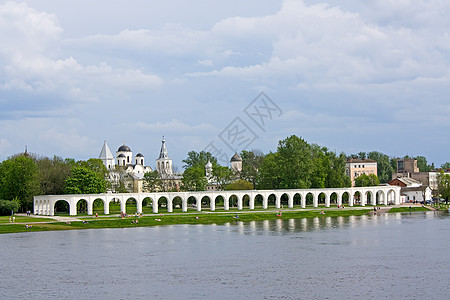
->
{"left": 367, "top": 151, "right": 395, "bottom": 183}
{"left": 257, "top": 152, "right": 281, "bottom": 189}
{"left": 354, "top": 174, "right": 379, "bottom": 187}
{"left": 276, "top": 135, "right": 312, "bottom": 189}
{"left": 143, "top": 170, "right": 162, "bottom": 192}
{"left": 0, "top": 155, "right": 40, "bottom": 211}
{"left": 64, "top": 166, "right": 106, "bottom": 194}
{"left": 437, "top": 171, "right": 450, "bottom": 201}
{"left": 240, "top": 150, "right": 264, "bottom": 189}
{"left": 326, "top": 152, "right": 351, "bottom": 188}
{"left": 225, "top": 179, "right": 253, "bottom": 190}
{"left": 212, "top": 165, "right": 233, "bottom": 190}
{"left": 183, "top": 151, "right": 218, "bottom": 169}
{"left": 36, "top": 156, "right": 72, "bottom": 195}
{"left": 441, "top": 162, "right": 450, "bottom": 170}
{"left": 181, "top": 166, "right": 207, "bottom": 191}
{"left": 0, "top": 198, "right": 20, "bottom": 215}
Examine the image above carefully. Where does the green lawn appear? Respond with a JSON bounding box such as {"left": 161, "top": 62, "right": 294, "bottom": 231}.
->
{"left": 0, "top": 215, "right": 54, "bottom": 224}
{"left": 388, "top": 206, "right": 430, "bottom": 213}
{"left": 1, "top": 208, "right": 372, "bottom": 234}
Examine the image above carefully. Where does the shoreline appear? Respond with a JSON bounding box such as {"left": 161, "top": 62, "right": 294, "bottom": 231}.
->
{"left": 0, "top": 205, "right": 431, "bottom": 235}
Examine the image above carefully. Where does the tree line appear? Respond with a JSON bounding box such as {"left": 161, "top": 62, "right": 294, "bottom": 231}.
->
{"left": 1, "top": 134, "right": 450, "bottom": 214}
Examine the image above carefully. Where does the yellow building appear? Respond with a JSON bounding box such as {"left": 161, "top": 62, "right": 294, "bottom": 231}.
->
{"left": 345, "top": 158, "right": 378, "bottom": 186}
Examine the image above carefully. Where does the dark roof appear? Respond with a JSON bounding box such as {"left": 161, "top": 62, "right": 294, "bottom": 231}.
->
{"left": 346, "top": 158, "right": 376, "bottom": 163}
{"left": 118, "top": 145, "right": 131, "bottom": 152}
{"left": 136, "top": 153, "right": 144, "bottom": 157}
{"left": 230, "top": 153, "right": 242, "bottom": 162}
{"left": 117, "top": 154, "right": 126, "bottom": 158}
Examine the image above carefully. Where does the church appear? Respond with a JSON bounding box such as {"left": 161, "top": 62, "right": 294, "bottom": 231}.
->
{"left": 99, "top": 138, "right": 242, "bottom": 193}
{"left": 99, "top": 137, "right": 182, "bottom": 193}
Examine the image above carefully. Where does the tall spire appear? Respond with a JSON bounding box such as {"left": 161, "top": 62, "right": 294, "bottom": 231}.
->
{"left": 159, "top": 136, "right": 169, "bottom": 159}
{"left": 99, "top": 140, "right": 114, "bottom": 159}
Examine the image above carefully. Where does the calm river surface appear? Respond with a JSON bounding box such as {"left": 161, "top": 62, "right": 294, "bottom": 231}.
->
{"left": 1, "top": 211, "right": 449, "bottom": 300}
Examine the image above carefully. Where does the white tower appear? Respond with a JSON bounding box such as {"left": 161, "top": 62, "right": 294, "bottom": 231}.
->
{"left": 135, "top": 153, "right": 144, "bottom": 165}
{"left": 205, "top": 160, "right": 213, "bottom": 182}
{"left": 156, "top": 137, "right": 173, "bottom": 176}
{"left": 116, "top": 144, "right": 132, "bottom": 166}
{"left": 230, "top": 152, "right": 242, "bottom": 173}
{"left": 99, "top": 141, "right": 115, "bottom": 170}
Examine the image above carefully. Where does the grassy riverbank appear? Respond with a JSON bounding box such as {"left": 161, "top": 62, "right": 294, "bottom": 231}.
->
{"left": 0, "top": 208, "right": 371, "bottom": 234}
{"left": 387, "top": 206, "right": 430, "bottom": 213}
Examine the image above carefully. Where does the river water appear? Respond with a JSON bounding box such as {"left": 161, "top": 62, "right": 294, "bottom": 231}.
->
{"left": 1, "top": 211, "right": 449, "bottom": 300}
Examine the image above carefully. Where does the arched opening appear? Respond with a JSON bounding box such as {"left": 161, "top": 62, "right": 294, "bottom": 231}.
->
{"left": 293, "top": 193, "right": 302, "bottom": 207}
{"left": 281, "top": 193, "right": 289, "bottom": 208}
{"left": 341, "top": 192, "right": 349, "bottom": 205}
{"left": 376, "top": 191, "right": 385, "bottom": 205}
{"left": 172, "top": 196, "right": 183, "bottom": 211}
{"left": 54, "top": 199, "right": 69, "bottom": 216}
{"left": 228, "top": 195, "right": 238, "bottom": 209}
{"left": 93, "top": 198, "right": 104, "bottom": 215}
{"left": 187, "top": 196, "right": 197, "bottom": 210}
{"left": 77, "top": 199, "right": 88, "bottom": 215}
{"left": 214, "top": 195, "right": 225, "bottom": 210}
{"left": 353, "top": 192, "right": 361, "bottom": 205}
{"left": 318, "top": 193, "right": 326, "bottom": 206}
{"left": 268, "top": 194, "right": 276, "bottom": 207}
{"left": 330, "top": 192, "right": 338, "bottom": 206}
{"left": 109, "top": 198, "right": 121, "bottom": 214}
{"left": 126, "top": 198, "right": 137, "bottom": 215}
{"left": 365, "top": 191, "right": 374, "bottom": 206}
{"left": 387, "top": 190, "right": 396, "bottom": 205}
{"left": 142, "top": 197, "right": 152, "bottom": 214}
{"left": 306, "top": 193, "right": 314, "bottom": 206}
{"left": 254, "top": 194, "right": 263, "bottom": 208}
{"left": 242, "top": 194, "right": 250, "bottom": 208}
{"left": 158, "top": 196, "right": 168, "bottom": 212}
{"left": 201, "top": 196, "right": 211, "bottom": 208}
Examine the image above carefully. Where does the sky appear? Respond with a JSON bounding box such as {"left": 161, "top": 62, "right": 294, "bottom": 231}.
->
{"left": 1, "top": 0, "right": 450, "bottom": 170}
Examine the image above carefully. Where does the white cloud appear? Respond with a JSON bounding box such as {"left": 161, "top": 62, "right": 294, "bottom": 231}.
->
{"left": 136, "top": 119, "right": 216, "bottom": 134}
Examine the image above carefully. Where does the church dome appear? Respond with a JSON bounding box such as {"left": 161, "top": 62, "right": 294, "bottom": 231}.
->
{"left": 205, "top": 160, "right": 213, "bottom": 168}
{"left": 230, "top": 153, "right": 242, "bottom": 162}
{"left": 118, "top": 145, "right": 131, "bottom": 152}
{"left": 136, "top": 153, "right": 144, "bottom": 157}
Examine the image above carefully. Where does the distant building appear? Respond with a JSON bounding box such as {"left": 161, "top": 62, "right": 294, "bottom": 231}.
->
{"left": 388, "top": 176, "right": 432, "bottom": 203}
{"left": 391, "top": 158, "right": 450, "bottom": 195}
{"left": 98, "top": 138, "right": 181, "bottom": 193}
{"left": 345, "top": 158, "right": 378, "bottom": 186}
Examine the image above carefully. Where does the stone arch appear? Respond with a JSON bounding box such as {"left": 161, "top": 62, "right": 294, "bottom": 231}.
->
{"left": 341, "top": 192, "right": 350, "bottom": 205}
{"left": 330, "top": 192, "right": 338, "bottom": 206}
{"left": 187, "top": 196, "right": 197, "bottom": 209}
{"left": 109, "top": 197, "right": 121, "bottom": 214}
{"left": 268, "top": 193, "right": 277, "bottom": 207}
{"left": 318, "top": 192, "right": 326, "bottom": 206}
{"left": 254, "top": 194, "right": 263, "bottom": 209}
{"left": 228, "top": 194, "right": 239, "bottom": 209}
{"left": 54, "top": 199, "right": 70, "bottom": 215}
{"left": 125, "top": 197, "right": 138, "bottom": 215}
{"left": 306, "top": 192, "right": 314, "bottom": 206}
{"left": 293, "top": 193, "right": 302, "bottom": 207}
{"left": 93, "top": 198, "right": 105, "bottom": 215}
{"left": 201, "top": 195, "right": 211, "bottom": 208}
{"left": 242, "top": 194, "right": 250, "bottom": 208}
{"left": 280, "top": 193, "right": 289, "bottom": 208}
{"left": 76, "top": 198, "right": 88, "bottom": 215}
{"left": 214, "top": 195, "right": 225, "bottom": 210}
{"left": 376, "top": 190, "right": 385, "bottom": 205}
{"left": 172, "top": 196, "right": 183, "bottom": 211}
{"left": 158, "top": 196, "right": 168, "bottom": 211}
{"left": 365, "top": 190, "right": 375, "bottom": 206}
{"left": 353, "top": 191, "right": 361, "bottom": 206}
{"left": 387, "top": 189, "right": 396, "bottom": 205}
